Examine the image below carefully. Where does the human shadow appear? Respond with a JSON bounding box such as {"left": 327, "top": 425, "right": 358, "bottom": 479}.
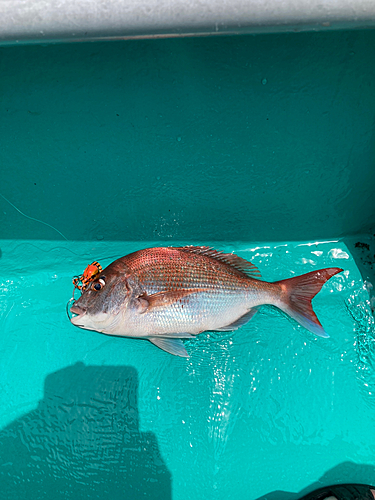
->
{"left": 0, "top": 362, "right": 172, "bottom": 500}
{"left": 255, "top": 461, "right": 375, "bottom": 500}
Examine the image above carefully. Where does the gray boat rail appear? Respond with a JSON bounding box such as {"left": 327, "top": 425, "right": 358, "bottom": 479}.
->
{"left": 1, "top": 0, "right": 375, "bottom": 45}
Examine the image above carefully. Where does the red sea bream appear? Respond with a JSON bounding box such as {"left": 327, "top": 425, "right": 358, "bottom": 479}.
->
{"left": 70, "top": 246, "right": 343, "bottom": 357}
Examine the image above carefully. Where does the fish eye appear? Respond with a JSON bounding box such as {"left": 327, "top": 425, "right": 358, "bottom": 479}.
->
{"left": 93, "top": 278, "right": 105, "bottom": 291}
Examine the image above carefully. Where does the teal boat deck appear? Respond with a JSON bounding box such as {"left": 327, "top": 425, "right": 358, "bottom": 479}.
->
{"left": 1, "top": 30, "right": 375, "bottom": 499}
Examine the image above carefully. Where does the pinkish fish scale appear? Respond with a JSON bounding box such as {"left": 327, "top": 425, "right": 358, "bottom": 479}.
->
{"left": 115, "top": 247, "right": 254, "bottom": 335}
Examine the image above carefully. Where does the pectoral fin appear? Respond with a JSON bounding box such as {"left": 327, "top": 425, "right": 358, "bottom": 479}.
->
{"left": 149, "top": 337, "right": 189, "bottom": 357}
{"left": 136, "top": 288, "right": 207, "bottom": 313}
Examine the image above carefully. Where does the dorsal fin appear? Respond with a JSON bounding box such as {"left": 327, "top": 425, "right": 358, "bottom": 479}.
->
{"left": 177, "top": 246, "right": 262, "bottom": 279}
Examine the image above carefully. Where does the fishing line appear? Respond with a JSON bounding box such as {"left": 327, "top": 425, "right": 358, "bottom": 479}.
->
{"left": 0, "top": 193, "right": 69, "bottom": 241}
{"left": 11, "top": 241, "right": 80, "bottom": 256}
{"left": 97, "top": 253, "right": 121, "bottom": 263}
{"left": 66, "top": 297, "right": 75, "bottom": 320}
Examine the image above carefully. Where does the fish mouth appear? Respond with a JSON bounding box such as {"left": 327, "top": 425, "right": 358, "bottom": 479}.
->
{"left": 70, "top": 304, "right": 87, "bottom": 325}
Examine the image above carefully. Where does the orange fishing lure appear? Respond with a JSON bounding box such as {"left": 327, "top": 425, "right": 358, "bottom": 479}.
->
{"left": 72, "top": 261, "right": 102, "bottom": 292}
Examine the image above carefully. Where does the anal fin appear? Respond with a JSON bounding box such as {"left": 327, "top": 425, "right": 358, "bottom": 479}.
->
{"left": 149, "top": 337, "right": 189, "bottom": 357}
{"left": 216, "top": 307, "right": 259, "bottom": 332}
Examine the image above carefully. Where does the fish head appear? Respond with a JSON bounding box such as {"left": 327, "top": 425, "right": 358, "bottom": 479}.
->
{"left": 70, "top": 261, "right": 131, "bottom": 333}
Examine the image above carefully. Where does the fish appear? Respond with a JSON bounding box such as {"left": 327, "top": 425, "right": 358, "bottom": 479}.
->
{"left": 69, "top": 246, "right": 343, "bottom": 357}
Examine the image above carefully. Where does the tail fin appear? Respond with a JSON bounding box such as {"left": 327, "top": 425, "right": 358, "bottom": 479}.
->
{"left": 275, "top": 268, "right": 343, "bottom": 338}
